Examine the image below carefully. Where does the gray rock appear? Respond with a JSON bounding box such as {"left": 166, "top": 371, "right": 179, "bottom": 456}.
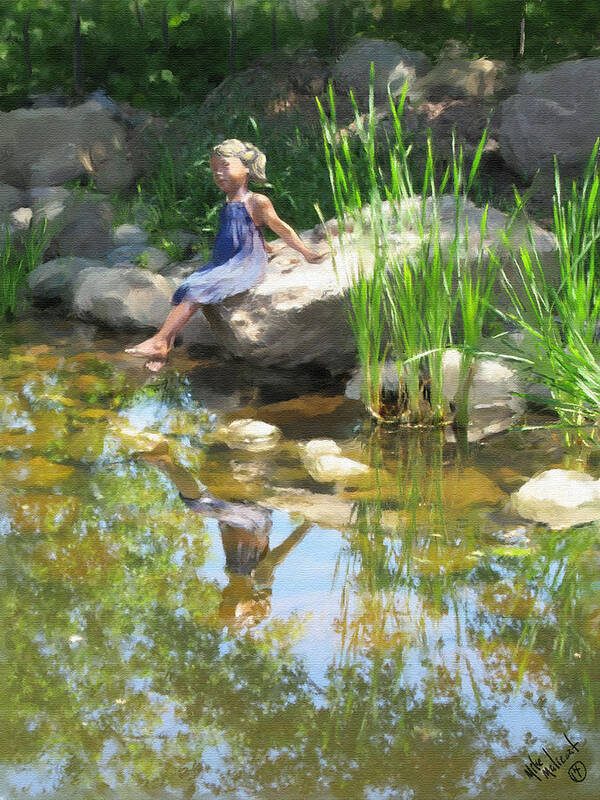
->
{"left": 200, "top": 202, "right": 555, "bottom": 374}
{"left": 29, "top": 186, "right": 73, "bottom": 225}
{"left": 72, "top": 266, "right": 176, "bottom": 329}
{"left": 112, "top": 223, "right": 148, "bottom": 247}
{"left": 163, "top": 229, "right": 202, "bottom": 257}
{"left": 334, "top": 38, "right": 431, "bottom": 102}
{"left": 344, "top": 361, "right": 400, "bottom": 401}
{"left": 499, "top": 57, "right": 600, "bottom": 177}
{"left": 0, "top": 104, "right": 139, "bottom": 191}
{"left": 105, "top": 245, "right": 169, "bottom": 273}
{"left": 27, "top": 256, "right": 106, "bottom": 305}
{"left": 133, "top": 247, "right": 170, "bottom": 273}
{"left": 104, "top": 244, "right": 149, "bottom": 266}
{"left": 441, "top": 348, "right": 525, "bottom": 414}
{"left": 0, "top": 184, "right": 25, "bottom": 216}
{"left": 51, "top": 195, "right": 114, "bottom": 258}
{"left": 159, "top": 258, "right": 203, "bottom": 280}
{"left": 27, "top": 89, "right": 68, "bottom": 108}
{"left": 412, "top": 56, "right": 517, "bottom": 104}
{"left": 8, "top": 207, "right": 32, "bottom": 231}
{"left": 345, "top": 349, "right": 526, "bottom": 440}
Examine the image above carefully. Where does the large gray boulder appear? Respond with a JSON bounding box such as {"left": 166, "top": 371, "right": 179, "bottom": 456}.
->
{"left": 199, "top": 202, "right": 555, "bottom": 374}
{"left": 27, "top": 257, "right": 106, "bottom": 305}
{"left": 71, "top": 266, "right": 215, "bottom": 345}
{"left": 72, "top": 266, "right": 177, "bottom": 330}
{"left": 29, "top": 186, "right": 74, "bottom": 225}
{"left": 499, "top": 58, "right": 600, "bottom": 177}
{"left": 0, "top": 184, "right": 25, "bottom": 216}
{"left": 333, "top": 38, "right": 431, "bottom": 102}
{"left": 411, "top": 55, "right": 517, "bottom": 104}
{"left": 50, "top": 195, "right": 114, "bottom": 258}
{"left": 0, "top": 100, "right": 139, "bottom": 191}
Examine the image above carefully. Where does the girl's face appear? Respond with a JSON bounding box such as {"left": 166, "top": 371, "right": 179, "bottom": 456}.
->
{"left": 210, "top": 154, "right": 248, "bottom": 193}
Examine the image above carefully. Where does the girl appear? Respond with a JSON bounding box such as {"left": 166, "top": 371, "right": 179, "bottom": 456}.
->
{"left": 125, "top": 138, "right": 329, "bottom": 371}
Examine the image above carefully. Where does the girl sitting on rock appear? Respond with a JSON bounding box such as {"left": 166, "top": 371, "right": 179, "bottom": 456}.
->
{"left": 125, "top": 138, "right": 329, "bottom": 371}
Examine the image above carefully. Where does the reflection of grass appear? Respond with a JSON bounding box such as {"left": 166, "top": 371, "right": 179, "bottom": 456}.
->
{"left": 336, "top": 430, "right": 599, "bottom": 726}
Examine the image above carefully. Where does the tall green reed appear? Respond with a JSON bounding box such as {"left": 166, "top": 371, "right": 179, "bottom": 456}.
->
{"left": 1, "top": 216, "right": 54, "bottom": 318}
{"left": 499, "top": 141, "right": 600, "bottom": 435}
{"left": 316, "top": 70, "right": 497, "bottom": 426}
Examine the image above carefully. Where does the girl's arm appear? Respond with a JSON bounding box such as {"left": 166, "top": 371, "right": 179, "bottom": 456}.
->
{"left": 251, "top": 195, "right": 329, "bottom": 263}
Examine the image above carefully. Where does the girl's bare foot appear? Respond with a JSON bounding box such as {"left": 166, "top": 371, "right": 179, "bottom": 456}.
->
{"left": 125, "top": 335, "right": 169, "bottom": 360}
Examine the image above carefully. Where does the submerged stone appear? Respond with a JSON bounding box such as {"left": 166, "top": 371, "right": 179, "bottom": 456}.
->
{"left": 215, "top": 419, "right": 282, "bottom": 451}
{"left": 511, "top": 468, "right": 600, "bottom": 529}
{"left": 299, "top": 439, "right": 370, "bottom": 484}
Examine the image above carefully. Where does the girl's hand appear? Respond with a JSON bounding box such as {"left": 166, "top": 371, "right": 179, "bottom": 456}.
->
{"left": 305, "top": 247, "right": 330, "bottom": 264}
{"left": 265, "top": 241, "right": 286, "bottom": 259}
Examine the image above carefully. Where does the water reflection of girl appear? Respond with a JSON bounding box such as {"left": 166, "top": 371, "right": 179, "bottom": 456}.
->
{"left": 141, "top": 449, "right": 312, "bottom": 629}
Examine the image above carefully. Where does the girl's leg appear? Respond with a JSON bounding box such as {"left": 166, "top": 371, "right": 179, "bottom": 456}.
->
{"left": 125, "top": 301, "right": 200, "bottom": 366}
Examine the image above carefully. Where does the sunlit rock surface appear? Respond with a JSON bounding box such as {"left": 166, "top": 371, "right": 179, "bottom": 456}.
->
{"left": 511, "top": 468, "right": 600, "bottom": 529}
{"left": 333, "top": 38, "right": 431, "bottom": 102}
{"left": 215, "top": 419, "right": 283, "bottom": 452}
{"left": 201, "top": 203, "right": 555, "bottom": 373}
{"left": 299, "top": 438, "right": 370, "bottom": 484}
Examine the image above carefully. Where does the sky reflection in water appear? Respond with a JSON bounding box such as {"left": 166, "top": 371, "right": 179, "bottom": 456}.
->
{"left": 0, "top": 316, "right": 598, "bottom": 799}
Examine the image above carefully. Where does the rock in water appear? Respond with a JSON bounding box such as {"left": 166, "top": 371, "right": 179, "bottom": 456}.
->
{"left": 511, "top": 468, "right": 600, "bottom": 529}
{"left": 299, "top": 439, "right": 369, "bottom": 484}
{"left": 215, "top": 419, "right": 282, "bottom": 452}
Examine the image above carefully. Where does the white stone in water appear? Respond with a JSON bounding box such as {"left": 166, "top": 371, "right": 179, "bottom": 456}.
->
{"left": 307, "top": 454, "right": 370, "bottom": 484}
{"left": 301, "top": 439, "right": 341, "bottom": 458}
{"left": 217, "top": 419, "right": 282, "bottom": 451}
{"left": 299, "top": 439, "right": 369, "bottom": 484}
{"left": 511, "top": 468, "right": 600, "bottom": 530}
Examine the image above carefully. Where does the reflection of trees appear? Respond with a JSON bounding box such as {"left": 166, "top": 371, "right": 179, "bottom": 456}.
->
{"left": 330, "top": 429, "right": 599, "bottom": 795}
{"left": 1, "top": 347, "right": 599, "bottom": 798}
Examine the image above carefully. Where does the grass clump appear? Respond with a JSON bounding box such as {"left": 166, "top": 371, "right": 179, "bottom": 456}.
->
{"left": 0, "top": 216, "right": 56, "bottom": 319}
{"left": 317, "top": 70, "right": 500, "bottom": 427}
{"left": 500, "top": 140, "right": 600, "bottom": 437}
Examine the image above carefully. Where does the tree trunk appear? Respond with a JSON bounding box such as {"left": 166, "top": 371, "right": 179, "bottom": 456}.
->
{"left": 23, "top": 12, "right": 32, "bottom": 81}
{"left": 271, "top": 0, "right": 278, "bottom": 51}
{"left": 134, "top": 0, "right": 144, "bottom": 30}
{"left": 73, "top": 11, "right": 83, "bottom": 97}
{"left": 519, "top": 8, "right": 526, "bottom": 57}
{"left": 328, "top": 1, "right": 336, "bottom": 54}
{"left": 465, "top": 0, "right": 473, "bottom": 39}
{"left": 162, "top": 4, "right": 169, "bottom": 51}
{"left": 230, "top": 0, "right": 237, "bottom": 73}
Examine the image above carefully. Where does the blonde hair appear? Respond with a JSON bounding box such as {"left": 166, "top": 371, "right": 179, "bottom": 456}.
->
{"left": 212, "top": 138, "right": 267, "bottom": 184}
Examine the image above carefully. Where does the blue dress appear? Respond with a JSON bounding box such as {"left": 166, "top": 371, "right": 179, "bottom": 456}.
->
{"left": 171, "top": 200, "right": 267, "bottom": 306}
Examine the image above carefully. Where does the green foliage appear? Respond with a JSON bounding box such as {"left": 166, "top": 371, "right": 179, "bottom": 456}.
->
{"left": 1, "top": 0, "right": 600, "bottom": 114}
{"left": 0, "top": 215, "right": 57, "bottom": 318}
{"left": 129, "top": 104, "right": 336, "bottom": 249}
{"left": 318, "top": 75, "right": 499, "bottom": 426}
{"left": 500, "top": 141, "right": 600, "bottom": 434}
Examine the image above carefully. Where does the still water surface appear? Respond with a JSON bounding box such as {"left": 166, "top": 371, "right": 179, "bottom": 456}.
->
{"left": 0, "top": 314, "right": 598, "bottom": 799}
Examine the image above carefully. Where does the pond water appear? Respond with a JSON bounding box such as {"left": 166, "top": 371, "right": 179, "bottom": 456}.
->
{"left": 0, "top": 313, "right": 598, "bottom": 800}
